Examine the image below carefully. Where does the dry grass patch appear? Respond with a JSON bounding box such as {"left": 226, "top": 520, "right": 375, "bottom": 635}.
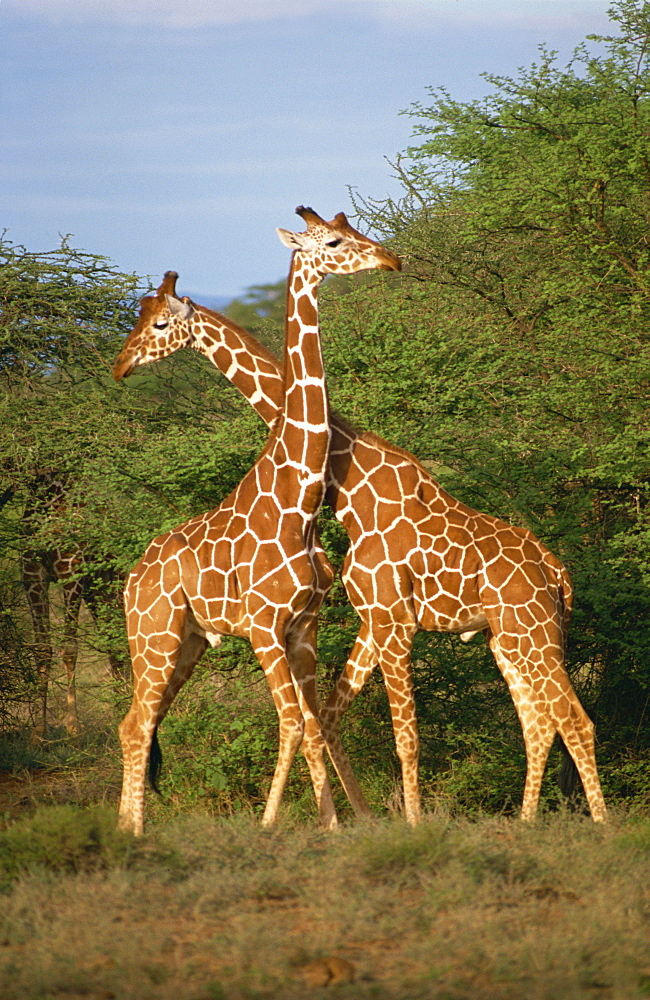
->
{"left": 0, "top": 809, "right": 648, "bottom": 999}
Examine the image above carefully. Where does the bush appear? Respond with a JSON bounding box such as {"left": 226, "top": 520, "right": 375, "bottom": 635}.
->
{"left": 0, "top": 805, "right": 133, "bottom": 881}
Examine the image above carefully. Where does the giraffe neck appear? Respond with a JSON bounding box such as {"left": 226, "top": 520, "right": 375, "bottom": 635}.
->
{"left": 190, "top": 310, "right": 282, "bottom": 427}
{"left": 271, "top": 254, "right": 330, "bottom": 509}
{"left": 184, "top": 297, "right": 388, "bottom": 535}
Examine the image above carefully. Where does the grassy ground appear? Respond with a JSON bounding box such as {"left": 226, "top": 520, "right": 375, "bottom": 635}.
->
{"left": 1, "top": 592, "right": 648, "bottom": 999}
{"left": 0, "top": 800, "right": 648, "bottom": 1000}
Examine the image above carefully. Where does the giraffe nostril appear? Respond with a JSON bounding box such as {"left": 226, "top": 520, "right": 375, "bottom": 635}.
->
{"left": 113, "top": 355, "right": 137, "bottom": 381}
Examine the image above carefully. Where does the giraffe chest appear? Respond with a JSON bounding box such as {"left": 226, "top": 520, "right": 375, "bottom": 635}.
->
{"left": 178, "top": 520, "right": 332, "bottom": 639}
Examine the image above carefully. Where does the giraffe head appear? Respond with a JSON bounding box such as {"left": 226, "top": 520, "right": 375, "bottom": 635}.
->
{"left": 277, "top": 206, "right": 401, "bottom": 278}
{"left": 113, "top": 271, "right": 195, "bottom": 381}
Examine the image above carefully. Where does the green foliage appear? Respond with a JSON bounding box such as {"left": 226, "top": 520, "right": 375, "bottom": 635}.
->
{"left": 225, "top": 278, "right": 286, "bottom": 356}
{"left": 0, "top": 581, "right": 37, "bottom": 729}
{"left": 2, "top": 2, "right": 650, "bottom": 822}
{"left": 0, "top": 805, "right": 133, "bottom": 881}
{"left": 0, "top": 236, "right": 270, "bottom": 725}
{"left": 0, "top": 235, "right": 268, "bottom": 570}
{"left": 331, "top": 0, "right": 650, "bottom": 807}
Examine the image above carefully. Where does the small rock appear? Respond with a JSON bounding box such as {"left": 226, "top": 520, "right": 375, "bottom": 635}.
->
{"left": 299, "top": 956, "right": 356, "bottom": 988}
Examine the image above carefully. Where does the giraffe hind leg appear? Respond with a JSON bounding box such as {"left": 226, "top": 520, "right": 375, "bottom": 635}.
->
{"left": 488, "top": 634, "right": 558, "bottom": 821}
{"left": 148, "top": 632, "right": 209, "bottom": 795}
{"left": 118, "top": 624, "right": 207, "bottom": 835}
{"left": 489, "top": 635, "right": 606, "bottom": 822}
{"left": 551, "top": 695, "right": 607, "bottom": 822}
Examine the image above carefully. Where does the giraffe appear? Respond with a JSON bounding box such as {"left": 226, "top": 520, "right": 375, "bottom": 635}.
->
{"left": 22, "top": 546, "right": 84, "bottom": 737}
{"left": 19, "top": 475, "right": 126, "bottom": 737}
{"left": 115, "top": 206, "right": 401, "bottom": 835}
{"left": 113, "top": 230, "right": 607, "bottom": 826}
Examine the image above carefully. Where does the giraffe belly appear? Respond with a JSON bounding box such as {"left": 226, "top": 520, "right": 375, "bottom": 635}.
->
{"left": 411, "top": 569, "right": 488, "bottom": 634}
{"left": 409, "top": 537, "right": 488, "bottom": 635}
{"left": 415, "top": 600, "right": 489, "bottom": 635}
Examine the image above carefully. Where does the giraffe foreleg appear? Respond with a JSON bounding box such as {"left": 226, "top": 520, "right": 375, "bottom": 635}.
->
{"left": 288, "top": 623, "right": 368, "bottom": 825}
{"left": 321, "top": 623, "right": 376, "bottom": 730}
{"left": 251, "top": 628, "right": 312, "bottom": 828}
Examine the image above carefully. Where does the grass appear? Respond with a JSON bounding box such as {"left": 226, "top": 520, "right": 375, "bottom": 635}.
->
{"left": 1, "top": 605, "right": 648, "bottom": 998}
{"left": 0, "top": 805, "right": 648, "bottom": 1000}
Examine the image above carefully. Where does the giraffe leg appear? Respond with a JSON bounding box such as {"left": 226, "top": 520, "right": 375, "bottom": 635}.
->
{"left": 118, "top": 686, "right": 160, "bottom": 836}
{"left": 287, "top": 622, "right": 368, "bottom": 828}
{"left": 22, "top": 557, "right": 52, "bottom": 739}
{"left": 154, "top": 634, "right": 208, "bottom": 728}
{"left": 376, "top": 630, "right": 420, "bottom": 826}
{"left": 324, "top": 620, "right": 420, "bottom": 824}
{"left": 488, "top": 634, "right": 557, "bottom": 820}
{"left": 320, "top": 624, "right": 376, "bottom": 818}
{"left": 250, "top": 627, "right": 312, "bottom": 828}
{"left": 489, "top": 631, "right": 607, "bottom": 822}
{"left": 60, "top": 579, "right": 83, "bottom": 735}
{"left": 118, "top": 610, "right": 206, "bottom": 835}
{"left": 546, "top": 678, "right": 607, "bottom": 822}
{"left": 286, "top": 629, "right": 337, "bottom": 829}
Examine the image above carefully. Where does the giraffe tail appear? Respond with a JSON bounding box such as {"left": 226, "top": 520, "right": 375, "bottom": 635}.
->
{"left": 555, "top": 562, "right": 574, "bottom": 642}
{"left": 148, "top": 727, "right": 163, "bottom": 796}
{"left": 558, "top": 738, "right": 580, "bottom": 805}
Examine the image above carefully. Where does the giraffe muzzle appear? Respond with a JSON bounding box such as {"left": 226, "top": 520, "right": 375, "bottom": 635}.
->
{"left": 113, "top": 353, "right": 137, "bottom": 381}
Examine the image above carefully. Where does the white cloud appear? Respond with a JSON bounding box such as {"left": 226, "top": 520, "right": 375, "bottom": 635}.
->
{"left": 375, "top": 1, "right": 611, "bottom": 32}
{"left": 3, "top": 0, "right": 611, "bottom": 30}
{"left": 5, "top": 0, "right": 329, "bottom": 26}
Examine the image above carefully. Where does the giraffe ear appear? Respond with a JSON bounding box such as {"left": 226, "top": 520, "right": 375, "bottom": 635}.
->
{"left": 276, "top": 227, "right": 309, "bottom": 251}
{"left": 166, "top": 295, "right": 193, "bottom": 320}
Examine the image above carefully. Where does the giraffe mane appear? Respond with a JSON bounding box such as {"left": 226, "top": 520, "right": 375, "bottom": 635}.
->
{"left": 191, "top": 302, "right": 285, "bottom": 372}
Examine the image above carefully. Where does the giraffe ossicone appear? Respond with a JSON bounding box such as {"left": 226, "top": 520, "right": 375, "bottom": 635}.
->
{"left": 114, "top": 206, "right": 400, "bottom": 835}
{"left": 114, "top": 214, "right": 607, "bottom": 825}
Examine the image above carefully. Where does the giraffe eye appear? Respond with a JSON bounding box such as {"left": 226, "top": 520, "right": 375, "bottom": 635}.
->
{"left": 326, "top": 238, "right": 342, "bottom": 248}
{"left": 153, "top": 320, "right": 169, "bottom": 330}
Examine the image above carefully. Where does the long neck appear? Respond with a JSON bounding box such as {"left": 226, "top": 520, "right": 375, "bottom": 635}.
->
{"left": 189, "top": 309, "right": 283, "bottom": 426}
{"left": 275, "top": 254, "right": 330, "bottom": 509}
{"left": 186, "top": 297, "right": 365, "bottom": 526}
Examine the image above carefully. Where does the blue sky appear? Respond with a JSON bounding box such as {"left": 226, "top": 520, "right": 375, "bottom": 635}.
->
{"left": 2, "top": 0, "right": 613, "bottom": 301}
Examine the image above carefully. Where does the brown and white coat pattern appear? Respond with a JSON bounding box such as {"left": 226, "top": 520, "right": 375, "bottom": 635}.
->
{"left": 114, "top": 207, "right": 401, "bottom": 835}
{"left": 114, "top": 218, "right": 606, "bottom": 824}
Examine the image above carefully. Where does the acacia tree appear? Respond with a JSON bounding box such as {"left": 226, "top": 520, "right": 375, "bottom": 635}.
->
{"left": 0, "top": 238, "right": 265, "bottom": 730}
{"left": 317, "top": 0, "right": 650, "bottom": 808}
